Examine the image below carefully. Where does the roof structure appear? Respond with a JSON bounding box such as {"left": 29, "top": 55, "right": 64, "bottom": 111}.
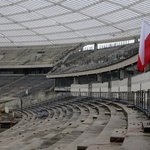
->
{"left": 0, "top": 0, "right": 150, "bottom": 47}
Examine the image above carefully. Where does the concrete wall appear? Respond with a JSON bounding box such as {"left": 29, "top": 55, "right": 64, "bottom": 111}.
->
{"left": 71, "top": 71, "right": 150, "bottom": 95}
{"left": 92, "top": 82, "right": 108, "bottom": 92}
{"left": 54, "top": 87, "right": 70, "bottom": 92}
{"left": 71, "top": 84, "right": 89, "bottom": 93}
{"left": 131, "top": 71, "right": 150, "bottom": 91}
{"left": 111, "top": 78, "right": 128, "bottom": 92}
{"left": 1, "top": 90, "right": 57, "bottom": 112}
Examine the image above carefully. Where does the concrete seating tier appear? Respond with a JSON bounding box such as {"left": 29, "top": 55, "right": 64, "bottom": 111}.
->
{"left": 0, "top": 96, "right": 149, "bottom": 150}
{"left": 77, "top": 100, "right": 127, "bottom": 150}
{"left": 0, "top": 45, "right": 77, "bottom": 66}
{"left": 83, "top": 99, "right": 150, "bottom": 150}
{"left": 51, "top": 43, "right": 139, "bottom": 74}
{"left": 0, "top": 74, "right": 54, "bottom": 98}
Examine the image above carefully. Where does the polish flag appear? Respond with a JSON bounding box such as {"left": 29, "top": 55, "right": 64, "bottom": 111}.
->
{"left": 137, "top": 21, "right": 150, "bottom": 71}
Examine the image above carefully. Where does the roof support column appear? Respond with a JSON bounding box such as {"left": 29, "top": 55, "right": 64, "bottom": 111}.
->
{"left": 134, "top": 37, "right": 138, "bottom": 43}
{"left": 108, "top": 81, "right": 112, "bottom": 99}
{"left": 94, "top": 43, "right": 98, "bottom": 50}
{"left": 127, "top": 76, "right": 132, "bottom": 103}
{"left": 128, "top": 76, "right": 131, "bottom": 92}
{"left": 97, "top": 73, "right": 102, "bottom": 83}
{"left": 120, "top": 68, "right": 125, "bottom": 80}
{"left": 73, "top": 76, "right": 78, "bottom": 84}
{"left": 88, "top": 83, "right": 92, "bottom": 97}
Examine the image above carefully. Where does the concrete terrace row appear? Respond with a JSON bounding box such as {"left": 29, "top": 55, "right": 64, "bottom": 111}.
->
{"left": 0, "top": 45, "right": 77, "bottom": 67}
{"left": 50, "top": 43, "right": 138, "bottom": 74}
{"left": 0, "top": 74, "right": 54, "bottom": 98}
{"left": 0, "top": 96, "right": 149, "bottom": 150}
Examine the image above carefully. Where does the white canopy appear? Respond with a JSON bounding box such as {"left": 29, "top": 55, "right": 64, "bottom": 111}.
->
{"left": 0, "top": 0, "right": 149, "bottom": 47}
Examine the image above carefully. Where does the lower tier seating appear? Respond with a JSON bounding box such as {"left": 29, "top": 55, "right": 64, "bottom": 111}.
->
{"left": 0, "top": 96, "right": 149, "bottom": 150}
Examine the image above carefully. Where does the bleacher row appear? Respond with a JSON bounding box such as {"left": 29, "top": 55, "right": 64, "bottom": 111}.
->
{"left": 0, "top": 45, "right": 78, "bottom": 66}
{"left": 51, "top": 43, "right": 139, "bottom": 74}
{"left": 0, "top": 74, "right": 54, "bottom": 98}
{"left": 0, "top": 96, "right": 149, "bottom": 150}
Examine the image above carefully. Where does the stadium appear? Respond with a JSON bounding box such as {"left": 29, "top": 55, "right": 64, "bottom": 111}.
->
{"left": 0, "top": 0, "right": 149, "bottom": 150}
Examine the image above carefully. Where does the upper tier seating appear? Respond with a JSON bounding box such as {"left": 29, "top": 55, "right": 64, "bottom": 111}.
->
{"left": 0, "top": 44, "right": 78, "bottom": 66}
{"left": 50, "top": 43, "right": 139, "bottom": 74}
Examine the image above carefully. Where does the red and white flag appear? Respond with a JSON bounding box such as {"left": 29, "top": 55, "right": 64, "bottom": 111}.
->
{"left": 137, "top": 20, "right": 150, "bottom": 71}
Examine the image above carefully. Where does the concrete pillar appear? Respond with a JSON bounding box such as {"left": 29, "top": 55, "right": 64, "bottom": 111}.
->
{"left": 88, "top": 83, "right": 92, "bottom": 97}
{"left": 80, "top": 47, "right": 83, "bottom": 51}
{"left": 134, "top": 37, "right": 138, "bottom": 43}
{"left": 108, "top": 81, "right": 112, "bottom": 99}
{"left": 97, "top": 73, "right": 102, "bottom": 83}
{"left": 120, "top": 69, "right": 125, "bottom": 80}
{"left": 127, "top": 76, "right": 132, "bottom": 103}
{"left": 73, "top": 76, "right": 78, "bottom": 84}
{"left": 94, "top": 43, "right": 98, "bottom": 50}
{"left": 79, "top": 88, "right": 81, "bottom": 96}
{"left": 118, "top": 87, "right": 120, "bottom": 99}
{"left": 128, "top": 76, "right": 131, "bottom": 93}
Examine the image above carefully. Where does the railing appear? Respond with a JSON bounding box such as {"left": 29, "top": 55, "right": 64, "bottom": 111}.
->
{"left": 71, "top": 90, "right": 150, "bottom": 115}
